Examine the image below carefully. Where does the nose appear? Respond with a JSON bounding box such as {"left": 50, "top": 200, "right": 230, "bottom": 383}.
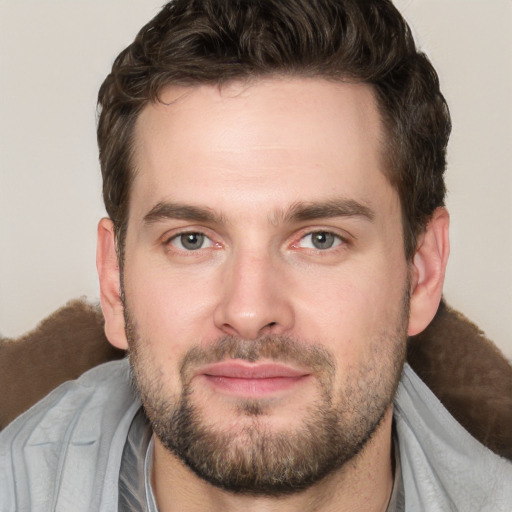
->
{"left": 213, "top": 250, "right": 294, "bottom": 340}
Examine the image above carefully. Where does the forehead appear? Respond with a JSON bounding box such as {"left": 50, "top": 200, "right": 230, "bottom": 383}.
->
{"left": 130, "top": 78, "right": 393, "bottom": 219}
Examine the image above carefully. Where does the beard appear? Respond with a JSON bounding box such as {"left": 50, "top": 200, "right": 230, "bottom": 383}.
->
{"left": 124, "top": 292, "right": 409, "bottom": 496}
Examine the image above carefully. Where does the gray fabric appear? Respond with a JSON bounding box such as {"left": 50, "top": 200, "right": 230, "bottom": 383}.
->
{"left": 1, "top": 360, "right": 511, "bottom": 511}
{"left": 144, "top": 438, "right": 159, "bottom": 512}
{"left": 386, "top": 433, "right": 405, "bottom": 512}
{"left": 0, "top": 360, "right": 140, "bottom": 512}
{"left": 395, "top": 368, "right": 512, "bottom": 511}
{"left": 117, "top": 412, "right": 157, "bottom": 512}
{"left": 118, "top": 408, "right": 152, "bottom": 511}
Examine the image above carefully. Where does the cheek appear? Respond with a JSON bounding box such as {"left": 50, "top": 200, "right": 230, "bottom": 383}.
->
{"left": 292, "top": 259, "right": 408, "bottom": 360}
{"left": 122, "top": 252, "right": 220, "bottom": 363}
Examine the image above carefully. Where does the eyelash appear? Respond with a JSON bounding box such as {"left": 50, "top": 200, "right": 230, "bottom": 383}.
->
{"left": 291, "top": 230, "right": 349, "bottom": 253}
{"left": 165, "top": 231, "right": 217, "bottom": 252}
{"left": 162, "top": 228, "right": 350, "bottom": 255}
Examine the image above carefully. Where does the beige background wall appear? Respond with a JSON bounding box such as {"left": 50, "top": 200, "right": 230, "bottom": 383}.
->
{"left": 1, "top": 1, "right": 511, "bottom": 360}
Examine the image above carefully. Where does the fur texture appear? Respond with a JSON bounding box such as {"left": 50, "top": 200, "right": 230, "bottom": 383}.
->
{"left": 1, "top": 298, "right": 511, "bottom": 461}
{"left": 408, "top": 301, "right": 512, "bottom": 460}
{"left": 0, "top": 299, "right": 125, "bottom": 429}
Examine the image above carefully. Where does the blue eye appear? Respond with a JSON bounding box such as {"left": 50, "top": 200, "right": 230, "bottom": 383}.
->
{"left": 299, "top": 231, "right": 342, "bottom": 250}
{"left": 170, "top": 232, "right": 213, "bottom": 251}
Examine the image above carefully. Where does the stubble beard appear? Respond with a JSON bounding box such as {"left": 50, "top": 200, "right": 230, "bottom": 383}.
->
{"left": 124, "top": 293, "right": 409, "bottom": 496}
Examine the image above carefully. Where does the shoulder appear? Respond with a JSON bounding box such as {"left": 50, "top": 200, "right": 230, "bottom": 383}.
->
{"left": 395, "top": 364, "right": 512, "bottom": 512}
{"left": 0, "top": 359, "right": 140, "bottom": 512}
{"left": 1, "top": 359, "right": 135, "bottom": 441}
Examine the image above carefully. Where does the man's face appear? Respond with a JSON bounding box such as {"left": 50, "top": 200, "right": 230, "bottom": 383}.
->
{"left": 122, "top": 78, "right": 410, "bottom": 493}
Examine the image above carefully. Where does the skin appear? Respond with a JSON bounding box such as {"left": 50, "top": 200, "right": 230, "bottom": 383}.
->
{"left": 97, "top": 77, "right": 449, "bottom": 511}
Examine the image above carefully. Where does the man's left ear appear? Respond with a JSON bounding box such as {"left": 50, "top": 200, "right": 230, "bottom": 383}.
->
{"left": 408, "top": 207, "right": 450, "bottom": 336}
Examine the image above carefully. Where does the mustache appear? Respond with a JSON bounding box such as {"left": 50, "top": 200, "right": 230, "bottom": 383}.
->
{"left": 179, "top": 335, "right": 336, "bottom": 384}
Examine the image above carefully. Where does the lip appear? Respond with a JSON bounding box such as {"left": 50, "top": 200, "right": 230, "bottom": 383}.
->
{"left": 199, "top": 361, "right": 309, "bottom": 379}
{"left": 196, "top": 361, "right": 311, "bottom": 397}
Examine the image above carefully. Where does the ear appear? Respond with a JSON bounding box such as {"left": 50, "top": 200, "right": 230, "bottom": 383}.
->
{"left": 96, "top": 218, "right": 128, "bottom": 350}
{"left": 408, "top": 207, "right": 450, "bottom": 336}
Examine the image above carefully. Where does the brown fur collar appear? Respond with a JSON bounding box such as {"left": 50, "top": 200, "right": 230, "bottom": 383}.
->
{"left": 1, "top": 298, "right": 511, "bottom": 460}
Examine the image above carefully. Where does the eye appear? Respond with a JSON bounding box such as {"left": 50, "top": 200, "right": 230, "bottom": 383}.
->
{"left": 298, "top": 231, "right": 343, "bottom": 250}
{"left": 169, "top": 232, "right": 213, "bottom": 251}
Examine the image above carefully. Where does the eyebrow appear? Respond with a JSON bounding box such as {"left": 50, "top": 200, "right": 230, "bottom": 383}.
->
{"left": 142, "top": 198, "right": 375, "bottom": 226}
{"left": 143, "top": 202, "right": 225, "bottom": 225}
{"left": 279, "top": 199, "right": 375, "bottom": 223}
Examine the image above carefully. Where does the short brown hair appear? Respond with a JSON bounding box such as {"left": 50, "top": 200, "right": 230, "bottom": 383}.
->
{"left": 97, "top": 0, "right": 451, "bottom": 261}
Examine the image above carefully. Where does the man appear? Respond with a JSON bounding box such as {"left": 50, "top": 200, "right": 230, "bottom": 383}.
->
{"left": 1, "top": 0, "right": 511, "bottom": 510}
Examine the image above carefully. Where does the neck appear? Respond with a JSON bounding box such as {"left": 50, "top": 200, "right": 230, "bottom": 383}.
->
{"left": 151, "top": 407, "right": 395, "bottom": 512}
